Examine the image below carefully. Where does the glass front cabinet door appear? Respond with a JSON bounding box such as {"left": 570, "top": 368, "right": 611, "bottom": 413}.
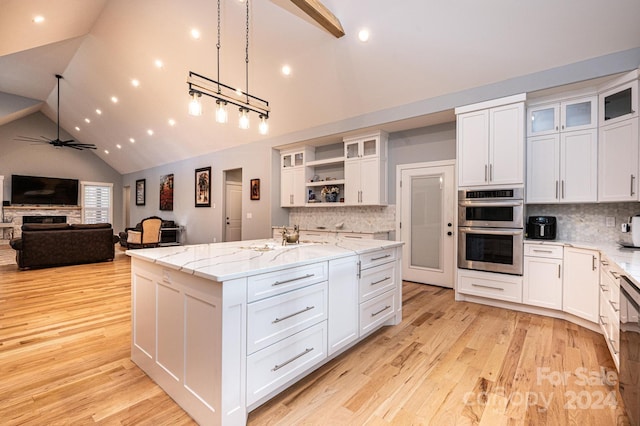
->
{"left": 599, "top": 80, "right": 638, "bottom": 126}
{"left": 528, "top": 96, "right": 597, "bottom": 136}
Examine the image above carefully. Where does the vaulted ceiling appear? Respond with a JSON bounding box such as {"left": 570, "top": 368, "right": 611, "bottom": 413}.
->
{"left": 1, "top": 0, "right": 639, "bottom": 174}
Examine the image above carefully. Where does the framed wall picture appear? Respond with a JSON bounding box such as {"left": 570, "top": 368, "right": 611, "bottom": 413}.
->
{"left": 135, "top": 179, "right": 146, "bottom": 206}
{"left": 195, "top": 166, "right": 211, "bottom": 207}
{"left": 159, "top": 174, "right": 174, "bottom": 211}
{"left": 250, "top": 178, "right": 260, "bottom": 200}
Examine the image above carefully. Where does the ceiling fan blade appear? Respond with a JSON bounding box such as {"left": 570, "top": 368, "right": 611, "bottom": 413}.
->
{"left": 62, "top": 139, "right": 75, "bottom": 143}
{"left": 14, "top": 136, "right": 48, "bottom": 142}
{"left": 67, "top": 145, "right": 83, "bottom": 150}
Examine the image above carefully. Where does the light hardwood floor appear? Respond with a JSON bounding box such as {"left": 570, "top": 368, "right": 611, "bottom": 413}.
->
{"left": 0, "top": 246, "right": 630, "bottom": 425}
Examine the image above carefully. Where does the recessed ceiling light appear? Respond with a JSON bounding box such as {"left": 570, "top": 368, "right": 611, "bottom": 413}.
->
{"left": 168, "top": 119, "right": 176, "bottom": 126}
{"left": 32, "top": 15, "right": 44, "bottom": 24}
{"left": 75, "top": 126, "right": 80, "bottom": 131}
{"left": 147, "top": 129, "right": 154, "bottom": 136}
{"left": 111, "top": 96, "right": 118, "bottom": 103}
{"left": 131, "top": 79, "right": 140, "bottom": 87}
{"left": 281, "top": 65, "right": 292, "bottom": 76}
{"left": 95, "top": 109, "right": 102, "bottom": 115}
{"left": 129, "top": 137, "right": 135, "bottom": 143}
{"left": 358, "top": 29, "right": 370, "bottom": 42}
{"left": 191, "top": 28, "right": 201, "bottom": 39}
{"left": 104, "top": 150, "right": 109, "bottom": 154}
{"left": 154, "top": 59, "right": 164, "bottom": 69}
{"left": 116, "top": 144, "right": 122, "bottom": 149}
{"left": 84, "top": 118, "right": 91, "bottom": 123}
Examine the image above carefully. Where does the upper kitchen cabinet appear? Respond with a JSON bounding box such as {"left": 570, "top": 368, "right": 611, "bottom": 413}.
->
{"left": 527, "top": 96, "right": 597, "bottom": 137}
{"left": 526, "top": 95, "right": 598, "bottom": 204}
{"left": 456, "top": 94, "right": 526, "bottom": 187}
{"left": 343, "top": 131, "right": 388, "bottom": 205}
{"left": 599, "top": 75, "right": 638, "bottom": 127}
{"left": 280, "top": 147, "right": 314, "bottom": 207}
{"left": 597, "top": 70, "right": 639, "bottom": 202}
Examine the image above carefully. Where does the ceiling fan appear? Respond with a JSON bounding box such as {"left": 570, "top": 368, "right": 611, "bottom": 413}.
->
{"left": 15, "top": 74, "right": 97, "bottom": 150}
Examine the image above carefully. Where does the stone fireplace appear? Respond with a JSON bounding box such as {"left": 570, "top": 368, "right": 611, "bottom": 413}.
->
{"left": 3, "top": 206, "right": 82, "bottom": 238}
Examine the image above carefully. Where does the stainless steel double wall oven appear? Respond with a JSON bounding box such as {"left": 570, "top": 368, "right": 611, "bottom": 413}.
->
{"left": 458, "top": 188, "right": 524, "bottom": 275}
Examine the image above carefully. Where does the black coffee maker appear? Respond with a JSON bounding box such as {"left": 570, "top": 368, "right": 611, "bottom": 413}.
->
{"left": 527, "top": 216, "right": 557, "bottom": 240}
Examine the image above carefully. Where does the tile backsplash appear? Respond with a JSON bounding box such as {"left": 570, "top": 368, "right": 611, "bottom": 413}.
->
{"left": 286, "top": 205, "right": 396, "bottom": 233}
{"left": 526, "top": 202, "right": 640, "bottom": 243}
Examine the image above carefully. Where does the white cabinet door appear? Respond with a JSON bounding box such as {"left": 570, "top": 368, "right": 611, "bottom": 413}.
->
{"left": 489, "top": 102, "right": 524, "bottom": 186}
{"left": 457, "top": 109, "right": 490, "bottom": 187}
{"left": 563, "top": 247, "right": 599, "bottom": 323}
{"left": 598, "top": 118, "right": 639, "bottom": 202}
{"left": 526, "top": 134, "right": 560, "bottom": 203}
{"left": 560, "top": 129, "right": 598, "bottom": 203}
{"left": 344, "top": 160, "right": 361, "bottom": 204}
{"left": 523, "top": 256, "right": 562, "bottom": 310}
{"left": 328, "top": 256, "right": 358, "bottom": 356}
{"left": 359, "top": 157, "right": 382, "bottom": 205}
{"left": 280, "top": 168, "right": 294, "bottom": 207}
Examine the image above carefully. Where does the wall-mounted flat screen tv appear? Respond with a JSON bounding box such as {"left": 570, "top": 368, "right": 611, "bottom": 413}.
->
{"left": 11, "top": 174, "right": 79, "bottom": 206}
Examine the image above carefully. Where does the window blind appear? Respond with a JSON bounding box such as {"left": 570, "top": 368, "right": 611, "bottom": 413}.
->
{"left": 82, "top": 183, "right": 112, "bottom": 224}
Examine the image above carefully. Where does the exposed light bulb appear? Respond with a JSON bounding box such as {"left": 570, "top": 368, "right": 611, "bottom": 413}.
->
{"left": 259, "top": 115, "right": 269, "bottom": 135}
{"left": 239, "top": 108, "right": 250, "bottom": 130}
{"left": 215, "top": 100, "right": 228, "bottom": 123}
{"left": 188, "top": 92, "right": 202, "bottom": 116}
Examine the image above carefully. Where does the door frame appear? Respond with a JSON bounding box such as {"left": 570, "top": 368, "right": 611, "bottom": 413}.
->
{"left": 395, "top": 160, "right": 456, "bottom": 287}
{"left": 223, "top": 169, "right": 243, "bottom": 242}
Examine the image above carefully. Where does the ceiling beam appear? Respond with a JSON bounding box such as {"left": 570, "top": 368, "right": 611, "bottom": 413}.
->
{"left": 289, "top": 0, "right": 345, "bottom": 38}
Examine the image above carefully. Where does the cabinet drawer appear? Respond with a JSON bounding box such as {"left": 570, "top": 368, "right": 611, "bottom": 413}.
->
{"left": 458, "top": 270, "right": 523, "bottom": 303}
{"left": 246, "top": 321, "right": 327, "bottom": 406}
{"left": 360, "top": 248, "right": 396, "bottom": 270}
{"left": 359, "top": 262, "right": 396, "bottom": 302}
{"left": 359, "top": 290, "right": 396, "bottom": 335}
{"left": 248, "top": 262, "right": 328, "bottom": 302}
{"left": 524, "top": 244, "right": 563, "bottom": 259}
{"left": 247, "top": 282, "right": 328, "bottom": 354}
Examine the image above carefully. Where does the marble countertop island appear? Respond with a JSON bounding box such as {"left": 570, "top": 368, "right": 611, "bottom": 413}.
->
{"left": 127, "top": 237, "right": 403, "bottom": 282}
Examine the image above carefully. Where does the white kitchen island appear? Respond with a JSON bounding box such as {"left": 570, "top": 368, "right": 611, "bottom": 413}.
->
{"left": 127, "top": 238, "right": 403, "bottom": 425}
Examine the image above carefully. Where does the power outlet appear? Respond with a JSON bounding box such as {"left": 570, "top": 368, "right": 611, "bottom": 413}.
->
{"left": 605, "top": 216, "right": 616, "bottom": 227}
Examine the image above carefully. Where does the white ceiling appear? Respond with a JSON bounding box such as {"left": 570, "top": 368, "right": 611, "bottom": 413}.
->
{"left": 1, "top": 0, "right": 639, "bottom": 174}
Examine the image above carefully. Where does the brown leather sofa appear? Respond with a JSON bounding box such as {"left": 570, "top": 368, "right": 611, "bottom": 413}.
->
{"left": 9, "top": 223, "right": 120, "bottom": 270}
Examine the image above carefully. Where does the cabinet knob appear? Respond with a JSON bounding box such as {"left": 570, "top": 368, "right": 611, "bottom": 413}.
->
{"left": 447, "top": 231, "right": 453, "bottom": 236}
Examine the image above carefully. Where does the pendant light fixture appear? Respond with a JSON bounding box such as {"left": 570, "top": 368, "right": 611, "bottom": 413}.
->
{"left": 187, "top": 0, "right": 269, "bottom": 133}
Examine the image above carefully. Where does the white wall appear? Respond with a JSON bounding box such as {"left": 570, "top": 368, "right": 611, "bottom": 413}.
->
{"left": 0, "top": 112, "right": 124, "bottom": 230}
{"left": 122, "top": 139, "right": 276, "bottom": 244}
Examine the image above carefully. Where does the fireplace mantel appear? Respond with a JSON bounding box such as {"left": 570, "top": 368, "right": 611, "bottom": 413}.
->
{"left": 5, "top": 205, "right": 82, "bottom": 211}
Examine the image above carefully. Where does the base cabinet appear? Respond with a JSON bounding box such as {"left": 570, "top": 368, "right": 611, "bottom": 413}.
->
{"left": 131, "top": 246, "right": 401, "bottom": 426}
{"left": 599, "top": 256, "right": 621, "bottom": 369}
{"left": 457, "top": 269, "right": 523, "bottom": 303}
{"left": 563, "top": 247, "right": 599, "bottom": 323}
{"left": 523, "top": 243, "right": 563, "bottom": 309}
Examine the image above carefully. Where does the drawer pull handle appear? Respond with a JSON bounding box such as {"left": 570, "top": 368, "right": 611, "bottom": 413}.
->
{"left": 609, "top": 300, "right": 620, "bottom": 313}
{"left": 611, "top": 271, "right": 620, "bottom": 279}
{"left": 371, "top": 305, "right": 392, "bottom": 317}
{"left": 343, "top": 235, "right": 363, "bottom": 239}
{"left": 608, "top": 338, "right": 619, "bottom": 355}
{"left": 532, "top": 249, "right": 553, "bottom": 253}
{"left": 599, "top": 315, "right": 607, "bottom": 326}
{"left": 371, "top": 254, "right": 391, "bottom": 261}
{"left": 272, "top": 347, "right": 314, "bottom": 372}
{"left": 370, "top": 277, "right": 391, "bottom": 286}
{"left": 272, "top": 273, "right": 315, "bottom": 286}
{"left": 471, "top": 283, "right": 504, "bottom": 291}
{"left": 272, "top": 306, "right": 315, "bottom": 323}
{"left": 600, "top": 284, "right": 609, "bottom": 292}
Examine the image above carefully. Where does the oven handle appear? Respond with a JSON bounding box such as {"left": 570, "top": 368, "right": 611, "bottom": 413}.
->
{"left": 459, "top": 227, "right": 523, "bottom": 236}
{"left": 458, "top": 201, "right": 523, "bottom": 208}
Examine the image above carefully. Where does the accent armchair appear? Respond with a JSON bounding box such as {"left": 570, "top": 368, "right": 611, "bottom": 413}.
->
{"left": 125, "top": 216, "right": 162, "bottom": 249}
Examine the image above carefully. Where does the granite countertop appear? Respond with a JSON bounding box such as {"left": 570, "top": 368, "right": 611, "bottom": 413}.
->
{"left": 127, "top": 238, "right": 403, "bottom": 282}
{"left": 525, "top": 239, "right": 640, "bottom": 286}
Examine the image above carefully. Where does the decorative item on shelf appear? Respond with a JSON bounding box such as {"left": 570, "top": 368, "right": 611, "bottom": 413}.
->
{"left": 321, "top": 186, "right": 340, "bottom": 202}
{"left": 187, "top": 0, "right": 269, "bottom": 134}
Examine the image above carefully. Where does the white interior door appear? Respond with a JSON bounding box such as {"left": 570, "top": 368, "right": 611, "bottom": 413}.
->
{"left": 398, "top": 162, "right": 455, "bottom": 288}
{"left": 225, "top": 182, "right": 242, "bottom": 242}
